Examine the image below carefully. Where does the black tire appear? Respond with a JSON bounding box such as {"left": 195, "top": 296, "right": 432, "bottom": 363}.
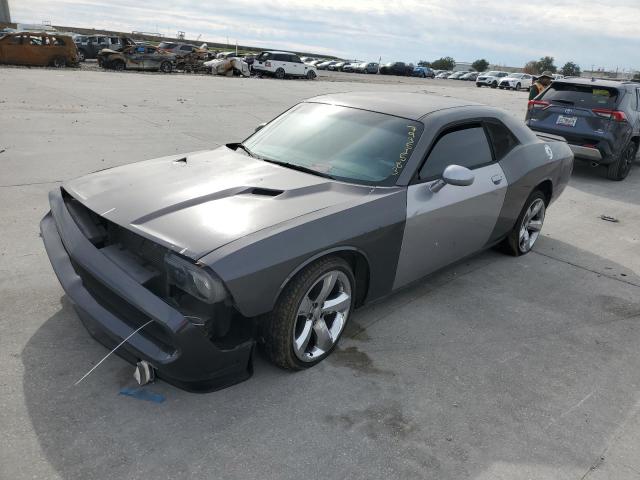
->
{"left": 275, "top": 67, "right": 285, "bottom": 79}
{"left": 78, "top": 50, "right": 86, "bottom": 62}
{"left": 306, "top": 70, "right": 316, "bottom": 80}
{"left": 607, "top": 141, "right": 637, "bottom": 181}
{"left": 491, "top": 81, "right": 498, "bottom": 88}
{"left": 160, "top": 61, "right": 172, "bottom": 73}
{"left": 503, "top": 190, "right": 547, "bottom": 257}
{"left": 262, "top": 256, "right": 355, "bottom": 370}
{"left": 516, "top": 82, "right": 521, "bottom": 91}
{"left": 476, "top": 83, "right": 482, "bottom": 88}
{"left": 52, "top": 57, "right": 66, "bottom": 68}
{"left": 113, "top": 60, "right": 125, "bottom": 71}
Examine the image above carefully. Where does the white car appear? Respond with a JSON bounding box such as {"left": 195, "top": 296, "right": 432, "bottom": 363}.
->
{"left": 498, "top": 72, "right": 534, "bottom": 91}
{"left": 252, "top": 51, "right": 317, "bottom": 80}
{"left": 476, "top": 71, "right": 509, "bottom": 88}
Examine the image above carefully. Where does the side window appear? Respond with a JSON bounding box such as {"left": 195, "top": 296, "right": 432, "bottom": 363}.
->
{"left": 485, "top": 121, "right": 520, "bottom": 160}
{"left": 274, "top": 54, "right": 287, "bottom": 62}
{"left": 635, "top": 89, "right": 640, "bottom": 111}
{"left": 97, "top": 37, "right": 107, "bottom": 45}
{"left": 419, "top": 126, "right": 493, "bottom": 181}
{"left": 180, "top": 45, "right": 193, "bottom": 51}
{"left": 291, "top": 55, "right": 302, "bottom": 63}
{"left": 145, "top": 47, "right": 155, "bottom": 54}
{"left": 110, "top": 37, "right": 120, "bottom": 44}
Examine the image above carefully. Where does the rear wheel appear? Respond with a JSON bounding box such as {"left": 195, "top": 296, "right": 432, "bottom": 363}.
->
{"left": 515, "top": 82, "right": 521, "bottom": 91}
{"left": 275, "top": 67, "right": 285, "bottom": 79}
{"left": 476, "top": 83, "right": 482, "bottom": 88}
{"left": 607, "top": 141, "right": 637, "bottom": 181}
{"left": 160, "top": 61, "right": 172, "bottom": 73}
{"left": 52, "top": 57, "right": 66, "bottom": 68}
{"left": 112, "top": 60, "right": 125, "bottom": 71}
{"left": 262, "top": 256, "right": 355, "bottom": 370}
{"left": 491, "top": 81, "right": 498, "bottom": 88}
{"left": 504, "top": 190, "right": 547, "bottom": 256}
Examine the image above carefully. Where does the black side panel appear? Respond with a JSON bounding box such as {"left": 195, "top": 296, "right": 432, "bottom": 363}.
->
{"left": 202, "top": 190, "right": 407, "bottom": 317}
{"left": 487, "top": 141, "right": 572, "bottom": 244}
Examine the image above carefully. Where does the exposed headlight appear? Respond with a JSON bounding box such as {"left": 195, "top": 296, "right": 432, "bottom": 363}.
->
{"left": 165, "top": 253, "right": 227, "bottom": 304}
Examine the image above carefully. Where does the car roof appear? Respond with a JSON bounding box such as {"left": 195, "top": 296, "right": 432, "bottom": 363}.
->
{"left": 262, "top": 50, "right": 295, "bottom": 55}
{"left": 306, "top": 92, "right": 481, "bottom": 121}
{"left": 552, "top": 77, "right": 628, "bottom": 90}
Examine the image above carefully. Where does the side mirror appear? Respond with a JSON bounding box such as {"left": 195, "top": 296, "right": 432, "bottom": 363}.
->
{"left": 430, "top": 165, "right": 475, "bottom": 193}
{"left": 255, "top": 122, "right": 266, "bottom": 132}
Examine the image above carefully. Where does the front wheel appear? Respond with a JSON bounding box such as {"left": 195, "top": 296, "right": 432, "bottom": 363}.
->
{"left": 275, "top": 67, "right": 285, "bottom": 79}
{"left": 160, "top": 61, "right": 172, "bottom": 73}
{"left": 491, "top": 81, "right": 498, "bottom": 88}
{"left": 516, "top": 82, "right": 521, "bottom": 91}
{"left": 112, "top": 60, "right": 125, "bottom": 71}
{"left": 306, "top": 70, "right": 316, "bottom": 80}
{"left": 607, "top": 141, "right": 637, "bottom": 181}
{"left": 262, "top": 256, "right": 355, "bottom": 369}
{"left": 504, "top": 190, "right": 547, "bottom": 256}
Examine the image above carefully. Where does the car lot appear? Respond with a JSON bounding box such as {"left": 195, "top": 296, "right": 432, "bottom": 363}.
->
{"left": 1, "top": 66, "right": 640, "bottom": 480}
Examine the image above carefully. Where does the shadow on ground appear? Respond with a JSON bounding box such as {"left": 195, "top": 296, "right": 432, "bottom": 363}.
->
{"left": 22, "top": 238, "right": 640, "bottom": 479}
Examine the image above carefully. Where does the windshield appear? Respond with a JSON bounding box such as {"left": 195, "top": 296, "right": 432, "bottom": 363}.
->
{"left": 243, "top": 103, "right": 423, "bottom": 186}
{"left": 486, "top": 71, "right": 501, "bottom": 76}
{"left": 510, "top": 73, "right": 524, "bottom": 78}
{"left": 541, "top": 83, "right": 620, "bottom": 109}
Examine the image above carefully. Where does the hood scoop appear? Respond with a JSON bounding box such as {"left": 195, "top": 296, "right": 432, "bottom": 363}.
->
{"left": 245, "top": 187, "right": 283, "bottom": 197}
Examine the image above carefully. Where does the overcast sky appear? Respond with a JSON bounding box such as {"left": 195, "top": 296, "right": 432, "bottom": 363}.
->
{"left": 10, "top": 0, "right": 640, "bottom": 71}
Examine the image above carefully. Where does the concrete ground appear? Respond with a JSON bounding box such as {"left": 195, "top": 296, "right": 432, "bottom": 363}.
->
{"left": 1, "top": 67, "right": 639, "bottom": 480}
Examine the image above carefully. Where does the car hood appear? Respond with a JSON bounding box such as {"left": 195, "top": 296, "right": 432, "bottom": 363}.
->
{"left": 63, "top": 147, "right": 376, "bottom": 260}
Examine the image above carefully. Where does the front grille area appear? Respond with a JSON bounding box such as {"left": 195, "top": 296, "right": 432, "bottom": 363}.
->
{"left": 70, "top": 259, "right": 176, "bottom": 355}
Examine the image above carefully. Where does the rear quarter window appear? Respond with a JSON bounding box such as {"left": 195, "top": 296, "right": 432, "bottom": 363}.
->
{"left": 485, "top": 121, "right": 520, "bottom": 160}
{"left": 542, "top": 83, "right": 620, "bottom": 109}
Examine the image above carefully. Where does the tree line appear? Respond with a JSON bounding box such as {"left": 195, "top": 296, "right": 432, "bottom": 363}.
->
{"left": 418, "top": 56, "right": 582, "bottom": 77}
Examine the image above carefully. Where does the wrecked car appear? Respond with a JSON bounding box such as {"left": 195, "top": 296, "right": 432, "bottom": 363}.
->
{"left": 40, "top": 93, "right": 573, "bottom": 392}
{"left": 73, "top": 34, "right": 135, "bottom": 62}
{"left": 0, "top": 32, "right": 79, "bottom": 68}
{"left": 203, "top": 57, "right": 250, "bottom": 77}
{"left": 97, "top": 44, "right": 176, "bottom": 73}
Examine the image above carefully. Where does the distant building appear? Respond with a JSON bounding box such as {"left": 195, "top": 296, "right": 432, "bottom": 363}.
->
{"left": 0, "top": 0, "right": 11, "bottom": 23}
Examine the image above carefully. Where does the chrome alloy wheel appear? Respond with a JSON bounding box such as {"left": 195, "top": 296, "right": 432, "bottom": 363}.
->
{"left": 519, "top": 198, "right": 546, "bottom": 253}
{"left": 293, "top": 270, "right": 352, "bottom": 362}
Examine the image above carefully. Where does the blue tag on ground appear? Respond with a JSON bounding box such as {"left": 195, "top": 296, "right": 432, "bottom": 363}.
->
{"left": 119, "top": 387, "right": 166, "bottom": 403}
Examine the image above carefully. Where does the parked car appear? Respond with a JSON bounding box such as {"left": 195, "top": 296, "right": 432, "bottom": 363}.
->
{"left": 413, "top": 66, "right": 435, "bottom": 78}
{"left": 342, "top": 63, "right": 359, "bottom": 73}
{"left": 499, "top": 73, "right": 534, "bottom": 91}
{"left": 328, "top": 61, "right": 347, "bottom": 71}
{"left": 307, "top": 59, "right": 324, "bottom": 66}
{"left": 379, "top": 62, "right": 413, "bottom": 76}
{"left": 436, "top": 71, "right": 453, "bottom": 79}
{"left": 460, "top": 72, "right": 479, "bottom": 81}
{"left": 526, "top": 78, "right": 640, "bottom": 180}
{"left": 476, "top": 71, "right": 509, "bottom": 88}
{"left": 448, "top": 71, "right": 469, "bottom": 80}
{"left": 41, "top": 92, "right": 572, "bottom": 391}
{"left": 74, "top": 35, "right": 135, "bottom": 61}
{"left": 97, "top": 44, "right": 176, "bottom": 72}
{"left": 0, "top": 32, "right": 79, "bottom": 68}
{"left": 157, "top": 42, "right": 199, "bottom": 55}
{"left": 316, "top": 60, "right": 338, "bottom": 70}
{"left": 316, "top": 60, "right": 337, "bottom": 70}
{"left": 354, "top": 62, "right": 379, "bottom": 74}
{"left": 252, "top": 51, "right": 317, "bottom": 79}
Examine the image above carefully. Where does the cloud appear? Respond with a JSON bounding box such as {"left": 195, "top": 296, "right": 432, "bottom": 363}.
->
{"left": 11, "top": 0, "right": 640, "bottom": 70}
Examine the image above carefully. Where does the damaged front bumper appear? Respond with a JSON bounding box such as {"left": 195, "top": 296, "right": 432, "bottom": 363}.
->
{"left": 40, "top": 188, "right": 254, "bottom": 392}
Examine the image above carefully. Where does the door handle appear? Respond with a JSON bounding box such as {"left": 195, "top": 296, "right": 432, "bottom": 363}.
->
{"left": 491, "top": 174, "right": 503, "bottom": 185}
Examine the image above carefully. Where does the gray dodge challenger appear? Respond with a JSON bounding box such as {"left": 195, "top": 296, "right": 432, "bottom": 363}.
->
{"left": 41, "top": 92, "right": 573, "bottom": 391}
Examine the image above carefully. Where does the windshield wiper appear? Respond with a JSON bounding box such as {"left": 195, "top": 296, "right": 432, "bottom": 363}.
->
{"left": 261, "top": 158, "right": 336, "bottom": 180}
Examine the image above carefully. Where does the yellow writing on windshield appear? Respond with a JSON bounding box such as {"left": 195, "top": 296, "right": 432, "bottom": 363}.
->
{"left": 392, "top": 125, "right": 417, "bottom": 176}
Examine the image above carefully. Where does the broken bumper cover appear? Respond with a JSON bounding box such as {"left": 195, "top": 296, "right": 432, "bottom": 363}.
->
{"left": 40, "top": 189, "right": 254, "bottom": 392}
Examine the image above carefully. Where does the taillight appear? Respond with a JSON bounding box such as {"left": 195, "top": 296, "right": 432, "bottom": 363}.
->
{"left": 592, "top": 109, "right": 627, "bottom": 122}
{"left": 528, "top": 100, "right": 550, "bottom": 111}
{"left": 265, "top": 61, "right": 271, "bottom": 67}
